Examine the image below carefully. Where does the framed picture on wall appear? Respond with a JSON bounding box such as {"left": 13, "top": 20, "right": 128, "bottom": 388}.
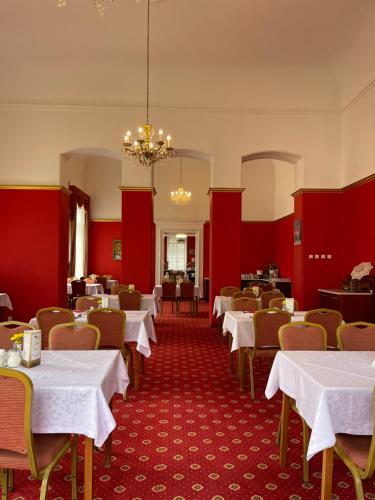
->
{"left": 294, "top": 219, "right": 302, "bottom": 246}
{"left": 113, "top": 240, "right": 122, "bottom": 261}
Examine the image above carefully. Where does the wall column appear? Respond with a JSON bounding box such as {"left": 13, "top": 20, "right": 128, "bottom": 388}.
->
{"left": 120, "top": 187, "right": 155, "bottom": 293}
{"left": 208, "top": 188, "right": 243, "bottom": 325}
{"left": 0, "top": 186, "right": 69, "bottom": 322}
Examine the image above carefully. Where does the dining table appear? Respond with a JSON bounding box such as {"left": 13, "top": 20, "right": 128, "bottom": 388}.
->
{"left": 213, "top": 295, "right": 262, "bottom": 318}
{"left": 265, "top": 350, "right": 375, "bottom": 499}
{"left": 67, "top": 283, "right": 104, "bottom": 296}
{"left": 16, "top": 349, "right": 129, "bottom": 500}
{"left": 94, "top": 293, "right": 159, "bottom": 317}
{"left": 106, "top": 279, "right": 119, "bottom": 290}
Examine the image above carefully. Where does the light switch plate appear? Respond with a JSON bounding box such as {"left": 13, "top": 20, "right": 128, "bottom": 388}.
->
{"left": 327, "top": 254, "right": 332, "bottom": 259}
{"left": 314, "top": 254, "right": 319, "bottom": 259}
{"left": 308, "top": 254, "right": 313, "bottom": 259}
{"left": 321, "top": 254, "right": 326, "bottom": 259}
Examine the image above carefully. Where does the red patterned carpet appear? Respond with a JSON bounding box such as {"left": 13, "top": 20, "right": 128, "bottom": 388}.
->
{"left": 7, "top": 302, "right": 375, "bottom": 499}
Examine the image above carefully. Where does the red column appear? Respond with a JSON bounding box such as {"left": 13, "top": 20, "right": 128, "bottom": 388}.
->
{"left": 121, "top": 187, "right": 155, "bottom": 293}
{"left": 0, "top": 186, "right": 69, "bottom": 322}
{"left": 209, "top": 189, "right": 243, "bottom": 325}
{"left": 293, "top": 189, "right": 342, "bottom": 310}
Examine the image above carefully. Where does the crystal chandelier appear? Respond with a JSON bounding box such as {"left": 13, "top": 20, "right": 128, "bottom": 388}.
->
{"left": 122, "top": 0, "right": 174, "bottom": 168}
{"left": 57, "top": 0, "right": 113, "bottom": 16}
{"left": 170, "top": 159, "right": 192, "bottom": 205}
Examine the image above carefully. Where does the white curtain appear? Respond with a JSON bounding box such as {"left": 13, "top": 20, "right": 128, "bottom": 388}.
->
{"left": 167, "top": 236, "right": 186, "bottom": 271}
{"left": 74, "top": 205, "right": 87, "bottom": 278}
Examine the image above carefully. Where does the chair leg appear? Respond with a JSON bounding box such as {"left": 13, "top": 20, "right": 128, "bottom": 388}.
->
{"left": 71, "top": 436, "right": 78, "bottom": 500}
{"left": 249, "top": 354, "right": 255, "bottom": 399}
{"left": 302, "top": 418, "right": 309, "bottom": 483}
{"left": 104, "top": 433, "right": 112, "bottom": 469}
{"left": 228, "top": 337, "right": 233, "bottom": 372}
{"left": 276, "top": 417, "right": 281, "bottom": 444}
{"left": 1, "top": 468, "right": 9, "bottom": 500}
{"left": 7, "top": 470, "right": 13, "bottom": 491}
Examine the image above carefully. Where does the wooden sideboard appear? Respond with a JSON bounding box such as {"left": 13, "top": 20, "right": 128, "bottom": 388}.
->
{"left": 318, "top": 289, "right": 375, "bottom": 322}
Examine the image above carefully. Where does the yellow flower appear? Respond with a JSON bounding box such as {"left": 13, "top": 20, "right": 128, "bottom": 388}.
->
{"left": 10, "top": 332, "right": 24, "bottom": 344}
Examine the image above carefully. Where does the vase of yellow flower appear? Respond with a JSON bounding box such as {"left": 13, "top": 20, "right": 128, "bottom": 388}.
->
{"left": 8, "top": 332, "right": 23, "bottom": 367}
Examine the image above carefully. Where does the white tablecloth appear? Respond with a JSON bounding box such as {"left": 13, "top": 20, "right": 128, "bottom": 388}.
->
{"left": 213, "top": 295, "right": 262, "bottom": 317}
{"left": 94, "top": 293, "right": 159, "bottom": 317}
{"left": 106, "top": 279, "right": 119, "bottom": 290}
{"left": 0, "top": 293, "right": 13, "bottom": 310}
{"left": 223, "top": 310, "right": 305, "bottom": 351}
{"left": 153, "top": 284, "right": 200, "bottom": 299}
{"left": 265, "top": 351, "right": 375, "bottom": 460}
{"left": 29, "top": 310, "right": 156, "bottom": 358}
{"left": 67, "top": 283, "right": 104, "bottom": 296}
{"left": 16, "top": 350, "right": 129, "bottom": 447}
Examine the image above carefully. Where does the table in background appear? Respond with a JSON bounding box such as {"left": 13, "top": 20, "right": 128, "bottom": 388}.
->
{"left": 17, "top": 350, "right": 129, "bottom": 500}
{"left": 318, "top": 288, "right": 374, "bottom": 322}
{"left": 153, "top": 284, "right": 200, "bottom": 299}
{"left": 265, "top": 351, "right": 375, "bottom": 499}
{"left": 213, "top": 295, "right": 262, "bottom": 318}
{"left": 106, "top": 279, "right": 119, "bottom": 290}
{"left": 94, "top": 293, "right": 159, "bottom": 317}
{"left": 67, "top": 283, "right": 104, "bottom": 296}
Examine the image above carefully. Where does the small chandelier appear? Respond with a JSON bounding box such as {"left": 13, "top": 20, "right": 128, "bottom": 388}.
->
{"left": 122, "top": 0, "right": 174, "bottom": 167}
{"left": 170, "top": 159, "right": 192, "bottom": 206}
{"left": 57, "top": 0, "right": 113, "bottom": 16}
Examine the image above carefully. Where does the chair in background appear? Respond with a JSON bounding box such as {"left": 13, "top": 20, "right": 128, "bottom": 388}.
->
{"left": 36, "top": 307, "right": 74, "bottom": 349}
{"left": 168, "top": 271, "right": 177, "bottom": 282}
{"left": 245, "top": 309, "right": 291, "bottom": 399}
{"left": 160, "top": 281, "right": 177, "bottom": 313}
{"left": 118, "top": 290, "right": 142, "bottom": 310}
{"left": 69, "top": 279, "right": 86, "bottom": 309}
{"left": 111, "top": 284, "right": 129, "bottom": 295}
{"left": 231, "top": 297, "right": 259, "bottom": 313}
{"left": 87, "top": 308, "right": 131, "bottom": 395}
{"left": 49, "top": 322, "right": 100, "bottom": 350}
{"left": 75, "top": 296, "right": 101, "bottom": 311}
{"left": 96, "top": 275, "right": 108, "bottom": 294}
{"left": 337, "top": 322, "right": 375, "bottom": 351}
{"left": 177, "top": 280, "right": 197, "bottom": 315}
{"left": 0, "top": 322, "right": 36, "bottom": 349}
{"left": 242, "top": 290, "right": 257, "bottom": 299}
{"left": 220, "top": 286, "right": 241, "bottom": 297}
{"left": 278, "top": 321, "right": 327, "bottom": 482}
{"left": 84, "top": 278, "right": 96, "bottom": 284}
{"left": 102, "top": 274, "right": 113, "bottom": 279}
{"left": 305, "top": 308, "right": 343, "bottom": 349}
{"left": 0, "top": 368, "right": 77, "bottom": 500}
{"left": 176, "top": 270, "right": 185, "bottom": 281}
{"left": 261, "top": 290, "right": 285, "bottom": 308}
{"left": 270, "top": 297, "right": 299, "bottom": 311}
{"left": 334, "top": 387, "right": 375, "bottom": 500}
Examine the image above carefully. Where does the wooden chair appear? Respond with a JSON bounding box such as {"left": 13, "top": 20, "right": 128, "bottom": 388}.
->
{"left": 0, "top": 368, "right": 77, "bottom": 500}
{"left": 118, "top": 290, "right": 142, "bottom": 310}
{"left": 49, "top": 322, "right": 100, "bottom": 350}
{"left": 220, "top": 286, "right": 240, "bottom": 297}
{"left": 269, "top": 297, "right": 299, "bottom": 311}
{"left": 278, "top": 321, "right": 327, "bottom": 482}
{"left": 231, "top": 297, "right": 259, "bottom": 313}
{"left": 87, "top": 308, "right": 131, "bottom": 395}
{"left": 337, "top": 322, "right": 375, "bottom": 351}
{"left": 177, "top": 280, "right": 197, "bottom": 315}
{"left": 111, "top": 284, "right": 129, "bottom": 295}
{"left": 305, "top": 308, "right": 343, "bottom": 349}
{"left": 160, "top": 281, "right": 177, "bottom": 313}
{"left": 334, "top": 387, "right": 375, "bottom": 500}
{"left": 0, "top": 321, "right": 36, "bottom": 349}
{"left": 36, "top": 307, "right": 74, "bottom": 349}
{"left": 245, "top": 309, "right": 291, "bottom": 399}
{"left": 261, "top": 290, "right": 285, "bottom": 309}
{"left": 69, "top": 279, "right": 86, "bottom": 309}
{"left": 84, "top": 278, "right": 96, "bottom": 284}
{"left": 75, "top": 296, "right": 101, "bottom": 311}
{"left": 96, "top": 276, "right": 108, "bottom": 293}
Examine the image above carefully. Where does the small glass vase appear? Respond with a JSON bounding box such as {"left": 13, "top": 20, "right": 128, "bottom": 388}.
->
{"left": 7, "top": 344, "right": 22, "bottom": 368}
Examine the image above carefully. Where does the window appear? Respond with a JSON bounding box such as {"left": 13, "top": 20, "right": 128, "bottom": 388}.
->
{"left": 74, "top": 204, "right": 86, "bottom": 278}
{"left": 167, "top": 236, "right": 186, "bottom": 270}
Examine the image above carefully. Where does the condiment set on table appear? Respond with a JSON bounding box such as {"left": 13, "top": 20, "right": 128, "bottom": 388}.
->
{"left": 0, "top": 330, "right": 42, "bottom": 368}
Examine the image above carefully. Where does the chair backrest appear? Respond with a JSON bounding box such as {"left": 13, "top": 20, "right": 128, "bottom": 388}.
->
{"left": 337, "top": 322, "right": 375, "bottom": 351}
{"left": 36, "top": 307, "right": 74, "bottom": 349}
{"left": 233, "top": 291, "right": 244, "bottom": 299}
{"left": 111, "top": 284, "right": 129, "bottom": 295}
{"left": 87, "top": 308, "right": 125, "bottom": 350}
{"left": 261, "top": 291, "right": 285, "bottom": 309}
{"left": 220, "top": 286, "right": 241, "bottom": 297}
{"left": 242, "top": 290, "right": 257, "bottom": 299}
{"left": 231, "top": 297, "right": 259, "bottom": 313}
{"left": 49, "top": 322, "right": 100, "bottom": 350}
{"left": 118, "top": 290, "right": 142, "bottom": 310}
{"left": 71, "top": 279, "right": 86, "bottom": 297}
{"left": 84, "top": 278, "right": 96, "bottom": 284}
{"left": 305, "top": 308, "right": 343, "bottom": 348}
{"left": 75, "top": 296, "right": 101, "bottom": 311}
{"left": 0, "top": 322, "right": 36, "bottom": 350}
{"left": 168, "top": 271, "right": 177, "bottom": 282}
{"left": 0, "top": 368, "right": 39, "bottom": 475}
{"left": 161, "top": 280, "right": 177, "bottom": 298}
{"left": 253, "top": 308, "right": 291, "bottom": 347}
{"left": 179, "top": 280, "right": 194, "bottom": 298}
{"left": 96, "top": 276, "right": 107, "bottom": 290}
{"left": 102, "top": 274, "right": 113, "bottom": 279}
{"left": 269, "top": 297, "right": 299, "bottom": 311}
{"left": 278, "top": 321, "right": 327, "bottom": 350}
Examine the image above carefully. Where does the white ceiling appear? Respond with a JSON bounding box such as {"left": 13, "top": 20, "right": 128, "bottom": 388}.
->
{"left": 1, "top": 0, "right": 375, "bottom": 108}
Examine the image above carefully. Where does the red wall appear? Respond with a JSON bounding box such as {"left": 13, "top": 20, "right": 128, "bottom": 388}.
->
{"left": 274, "top": 214, "right": 294, "bottom": 279}
{"left": 88, "top": 221, "right": 122, "bottom": 280}
{"left": 241, "top": 222, "right": 275, "bottom": 274}
{"left": 0, "top": 188, "right": 69, "bottom": 322}
{"left": 187, "top": 236, "right": 195, "bottom": 265}
{"left": 203, "top": 222, "right": 210, "bottom": 278}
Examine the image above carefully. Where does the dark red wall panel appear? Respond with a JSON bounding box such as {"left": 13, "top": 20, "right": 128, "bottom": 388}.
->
{"left": 88, "top": 221, "right": 122, "bottom": 280}
{"left": 274, "top": 214, "right": 294, "bottom": 279}
{"left": 203, "top": 222, "right": 210, "bottom": 279}
{"left": 240, "top": 222, "right": 275, "bottom": 274}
